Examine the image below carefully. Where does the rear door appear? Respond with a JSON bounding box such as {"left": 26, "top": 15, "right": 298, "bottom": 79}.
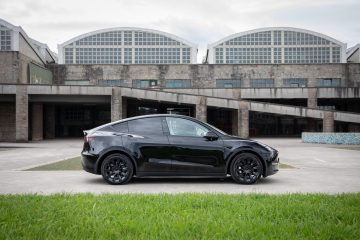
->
{"left": 123, "top": 117, "right": 172, "bottom": 173}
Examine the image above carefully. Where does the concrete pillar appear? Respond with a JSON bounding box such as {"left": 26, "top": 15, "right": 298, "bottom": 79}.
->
{"left": 274, "top": 77, "right": 282, "bottom": 88}
{"left": 323, "top": 111, "right": 334, "bottom": 132}
{"left": 232, "top": 89, "right": 241, "bottom": 99}
{"left": 195, "top": 96, "right": 207, "bottom": 122}
{"left": 307, "top": 78, "right": 317, "bottom": 88}
{"left": 15, "top": 85, "right": 28, "bottom": 142}
{"left": 242, "top": 77, "right": 251, "bottom": 88}
{"left": 111, "top": 87, "right": 122, "bottom": 122}
{"left": 307, "top": 88, "right": 318, "bottom": 108}
{"left": 232, "top": 101, "right": 249, "bottom": 138}
{"left": 239, "top": 101, "right": 249, "bottom": 138}
{"left": 44, "top": 105, "right": 55, "bottom": 139}
{"left": 31, "top": 103, "right": 43, "bottom": 141}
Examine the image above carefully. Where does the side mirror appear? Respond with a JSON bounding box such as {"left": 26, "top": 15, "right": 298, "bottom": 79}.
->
{"left": 204, "top": 131, "right": 219, "bottom": 141}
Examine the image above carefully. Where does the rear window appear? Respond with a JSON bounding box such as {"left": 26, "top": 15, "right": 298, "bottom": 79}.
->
{"left": 111, "top": 122, "right": 129, "bottom": 133}
{"left": 128, "top": 117, "right": 163, "bottom": 136}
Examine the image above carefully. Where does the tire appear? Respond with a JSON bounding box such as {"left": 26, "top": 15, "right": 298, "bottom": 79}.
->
{"left": 101, "top": 153, "right": 133, "bottom": 185}
{"left": 230, "top": 153, "right": 263, "bottom": 184}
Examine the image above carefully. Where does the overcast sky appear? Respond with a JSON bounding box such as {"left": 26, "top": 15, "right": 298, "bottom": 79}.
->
{"left": 1, "top": 0, "right": 359, "bottom": 62}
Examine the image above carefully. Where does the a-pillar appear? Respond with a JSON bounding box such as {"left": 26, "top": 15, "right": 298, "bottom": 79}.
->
{"left": 232, "top": 101, "right": 249, "bottom": 138}
{"left": 323, "top": 111, "right": 334, "bottom": 132}
{"left": 44, "top": 105, "right": 55, "bottom": 139}
{"left": 16, "top": 85, "right": 28, "bottom": 142}
{"left": 195, "top": 96, "right": 207, "bottom": 122}
{"left": 32, "top": 103, "right": 43, "bottom": 141}
{"left": 111, "top": 87, "right": 122, "bottom": 122}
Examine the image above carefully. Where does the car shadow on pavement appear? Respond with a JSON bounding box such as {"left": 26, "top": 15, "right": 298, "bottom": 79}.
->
{"left": 85, "top": 176, "right": 277, "bottom": 185}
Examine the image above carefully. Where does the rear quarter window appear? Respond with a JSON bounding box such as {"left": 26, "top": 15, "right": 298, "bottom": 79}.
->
{"left": 128, "top": 117, "right": 164, "bottom": 135}
{"left": 111, "top": 122, "right": 129, "bottom": 133}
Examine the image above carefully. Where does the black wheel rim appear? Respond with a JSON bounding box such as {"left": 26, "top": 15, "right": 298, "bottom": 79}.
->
{"left": 234, "top": 156, "right": 261, "bottom": 183}
{"left": 104, "top": 157, "right": 129, "bottom": 183}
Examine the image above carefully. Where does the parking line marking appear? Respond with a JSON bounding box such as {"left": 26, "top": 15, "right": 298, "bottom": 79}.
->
{"left": 313, "top": 157, "right": 326, "bottom": 163}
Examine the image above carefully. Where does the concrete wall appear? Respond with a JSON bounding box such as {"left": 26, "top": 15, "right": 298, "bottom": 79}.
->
{"left": 166, "top": 87, "right": 360, "bottom": 99}
{"left": 348, "top": 64, "right": 360, "bottom": 87}
{"left": 0, "top": 52, "right": 20, "bottom": 84}
{"left": 0, "top": 51, "right": 44, "bottom": 84}
{"left": 49, "top": 64, "right": 360, "bottom": 88}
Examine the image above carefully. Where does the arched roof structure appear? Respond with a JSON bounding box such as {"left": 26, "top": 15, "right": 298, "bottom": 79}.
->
{"left": 58, "top": 27, "right": 197, "bottom": 64}
{"left": 207, "top": 27, "right": 346, "bottom": 64}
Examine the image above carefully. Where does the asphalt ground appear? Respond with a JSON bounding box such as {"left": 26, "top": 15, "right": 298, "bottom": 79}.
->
{"left": 0, "top": 138, "right": 359, "bottom": 194}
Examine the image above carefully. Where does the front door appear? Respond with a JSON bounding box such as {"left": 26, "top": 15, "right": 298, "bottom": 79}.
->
{"left": 165, "top": 117, "right": 225, "bottom": 174}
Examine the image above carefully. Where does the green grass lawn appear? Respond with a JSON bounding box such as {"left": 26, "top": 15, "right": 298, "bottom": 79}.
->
{"left": 27, "top": 156, "right": 294, "bottom": 171}
{"left": 0, "top": 194, "right": 359, "bottom": 239}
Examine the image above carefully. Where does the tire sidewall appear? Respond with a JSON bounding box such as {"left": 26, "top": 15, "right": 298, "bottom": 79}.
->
{"left": 230, "top": 153, "right": 263, "bottom": 184}
{"left": 101, "top": 153, "right": 134, "bottom": 185}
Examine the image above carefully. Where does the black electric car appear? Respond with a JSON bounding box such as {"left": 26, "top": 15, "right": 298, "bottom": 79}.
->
{"left": 81, "top": 114, "right": 279, "bottom": 185}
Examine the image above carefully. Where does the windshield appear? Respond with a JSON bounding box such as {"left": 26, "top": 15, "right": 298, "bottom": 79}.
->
{"left": 202, "top": 121, "right": 228, "bottom": 135}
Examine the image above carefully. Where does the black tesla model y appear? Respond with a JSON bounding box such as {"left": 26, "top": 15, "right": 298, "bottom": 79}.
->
{"left": 82, "top": 114, "right": 279, "bottom": 185}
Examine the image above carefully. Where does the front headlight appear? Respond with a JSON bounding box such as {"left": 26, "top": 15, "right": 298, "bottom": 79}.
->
{"left": 257, "top": 142, "right": 275, "bottom": 158}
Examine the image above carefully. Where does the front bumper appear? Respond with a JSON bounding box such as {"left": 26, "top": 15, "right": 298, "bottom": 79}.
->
{"left": 264, "top": 152, "right": 279, "bottom": 177}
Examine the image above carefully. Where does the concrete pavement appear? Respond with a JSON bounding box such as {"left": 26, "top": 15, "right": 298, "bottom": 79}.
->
{"left": 0, "top": 138, "right": 359, "bottom": 194}
{"left": 0, "top": 139, "right": 82, "bottom": 171}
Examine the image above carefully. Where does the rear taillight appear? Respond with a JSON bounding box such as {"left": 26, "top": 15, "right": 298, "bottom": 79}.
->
{"left": 83, "top": 131, "right": 90, "bottom": 143}
{"left": 84, "top": 136, "right": 93, "bottom": 143}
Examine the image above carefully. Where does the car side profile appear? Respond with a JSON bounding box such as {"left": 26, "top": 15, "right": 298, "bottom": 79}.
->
{"left": 81, "top": 114, "right": 279, "bottom": 185}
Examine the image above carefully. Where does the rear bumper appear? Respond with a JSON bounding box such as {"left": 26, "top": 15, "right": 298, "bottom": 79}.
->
{"left": 81, "top": 151, "right": 99, "bottom": 174}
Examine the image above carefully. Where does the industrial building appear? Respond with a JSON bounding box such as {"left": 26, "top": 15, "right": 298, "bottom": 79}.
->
{"left": 58, "top": 28, "right": 197, "bottom": 65}
{"left": 206, "top": 27, "right": 347, "bottom": 64}
{"left": 0, "top": 18, "right": 359, "bottom": 142}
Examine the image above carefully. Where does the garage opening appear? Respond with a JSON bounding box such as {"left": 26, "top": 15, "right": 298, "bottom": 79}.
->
{"left": 44, "top": 103, "right": 110, "bottom": 138}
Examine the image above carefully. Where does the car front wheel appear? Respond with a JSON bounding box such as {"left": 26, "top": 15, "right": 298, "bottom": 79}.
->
{"left": 101, "top": 153, "right": 133, "bottom": 185}
{"left": 230, "top": 153, "right": 263, "bottom": 184}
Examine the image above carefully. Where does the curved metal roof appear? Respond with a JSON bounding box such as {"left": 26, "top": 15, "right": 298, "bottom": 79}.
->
{"left": 59, "top": 27, "right": 197, "bottom": 49}
{"left": 208, "top": 27, "right": 346, "bottom": 48}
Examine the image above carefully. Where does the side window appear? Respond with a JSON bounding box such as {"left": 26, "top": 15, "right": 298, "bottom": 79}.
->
{"left": 111, "top": 122, "right": 129, "bottom": 133}
{"left": 128, "top": 117, "right": 164, "bottom": 135}
{"left": 166, "top": 117, "right": 209, "bottom": 137}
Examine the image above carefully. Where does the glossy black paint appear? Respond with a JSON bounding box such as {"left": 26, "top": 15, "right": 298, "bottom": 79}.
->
{"left": 81, "top": 114, "right": 279, "bottom": 180}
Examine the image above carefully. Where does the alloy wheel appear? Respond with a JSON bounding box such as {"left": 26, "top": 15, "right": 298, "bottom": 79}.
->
{"left": 231, "top": 153, "right": 263, "bottom": 184}
{"left": 103, "top": 157, "right": 130, "bottom": 184}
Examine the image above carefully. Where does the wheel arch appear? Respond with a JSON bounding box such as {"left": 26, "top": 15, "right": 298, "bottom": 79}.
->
{"left": 95, "top": 148, "right": 137, "bottom": 175}
{"left": 226, "top": 149, "right": 267, "bottom": 177}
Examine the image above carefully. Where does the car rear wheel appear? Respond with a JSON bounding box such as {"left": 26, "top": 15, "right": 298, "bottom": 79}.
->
{"left": 230, "top": 153, "right": 263, "bottom": 184}
{"left": 101, "top": 153, "right": 133, "bottom": 185}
